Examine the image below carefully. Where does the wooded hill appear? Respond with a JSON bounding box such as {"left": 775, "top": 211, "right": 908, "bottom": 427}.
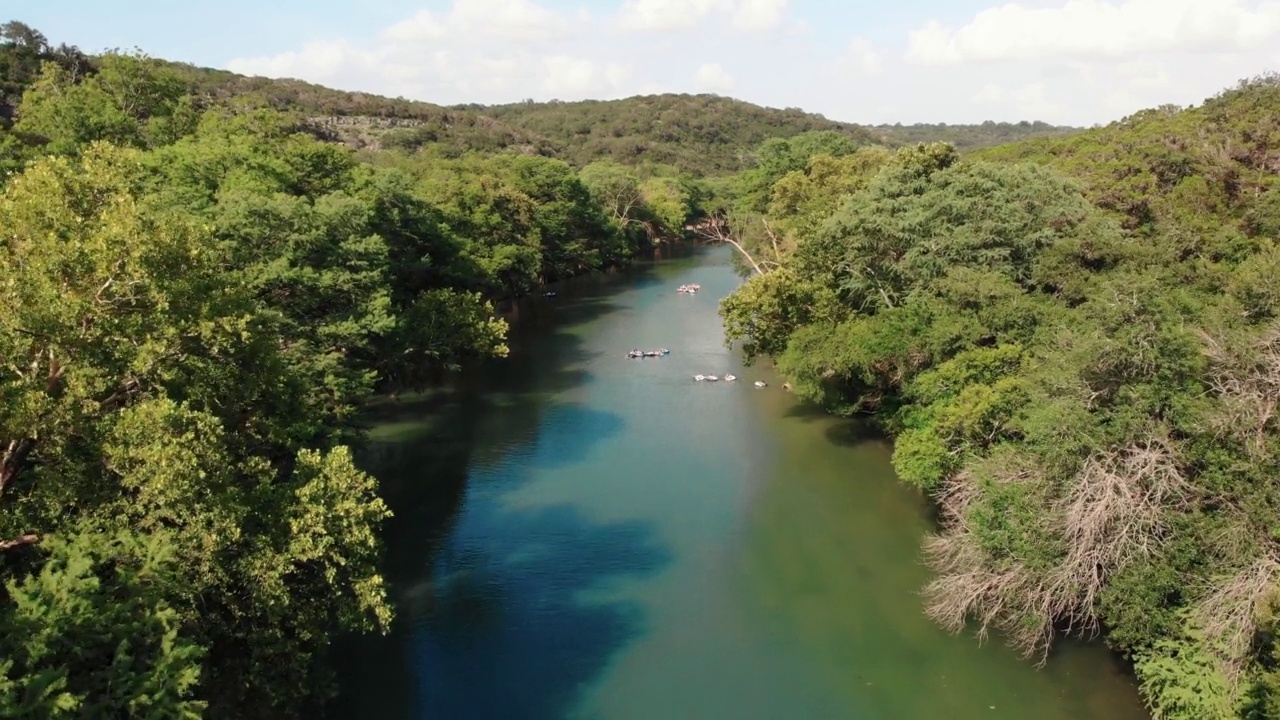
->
{"left": 472, "top": 95, "right": 880, "bottom": 174}
{"left": 0, "top": 20, "right": 1082, "bottom": 175}
{"left": 165, "top": 63, "right": 1079, "bottom": 174}
{"left": 869, "top": 119, "right": 1079, "bottom": 151}
{"left": 718, "top": 73, "right": 1280, "bottom": 720}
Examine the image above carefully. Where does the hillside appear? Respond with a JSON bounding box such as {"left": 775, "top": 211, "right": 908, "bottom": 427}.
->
{"left": 870, "top": 120, "right": 1079, "bottom": 151}
{"left": 476, "top": 95, "right": 1085, "bottom": 173}
{"left": 2, "top": 22, "right": 1082, "bottom": 175}
{"left": 165, "top": 63, "right": 561, "bottom": 156}
{"left": 972, "top": 76, "right": 1280, "bottom": 238}
{"left": 167, "top": 64, "right": 1081, "bottom": 174}
{"left": 717, "top": 74, "right": 1280, "bottom": 720}
{"left": 473, "top": 94, "right": 877, "bottom": 174}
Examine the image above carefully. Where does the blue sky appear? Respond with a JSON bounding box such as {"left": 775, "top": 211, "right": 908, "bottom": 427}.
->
{"left": 13, "top": 0, "right": 1280, "bottom": 125}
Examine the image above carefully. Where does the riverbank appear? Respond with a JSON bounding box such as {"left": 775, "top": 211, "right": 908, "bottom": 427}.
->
{"left": 337, "top": 246, "right": 1149, "bottom": 719}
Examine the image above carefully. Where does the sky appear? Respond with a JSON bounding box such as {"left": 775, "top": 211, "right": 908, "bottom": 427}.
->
{"left": 12, "top": 0, "right": 1280, "bottom": 126}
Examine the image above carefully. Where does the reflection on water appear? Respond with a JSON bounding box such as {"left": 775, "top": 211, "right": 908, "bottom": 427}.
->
{"left": 337, "top": 246, "right": 1150, "bottom": 720}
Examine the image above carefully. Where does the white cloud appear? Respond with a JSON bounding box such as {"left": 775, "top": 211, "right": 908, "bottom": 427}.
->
{"left": 694, "top": 62, "right": 735, "bottom": 91}
{"left": 837, "top": 38, "right": 884, "bottom": 76}
{"left": 732, "top": 0, "right": 790, "bottom": 31}
{"left": 226, "top": 0, "right": 804, "bottom": 107}
{"left": 222, "top": 0, "right": 1280, "bottom": 129}
{"left": 604, "top": 63, "right": 632, "bottom": 88}
{"left": 615, "top": 0, "right": 790, "bottom": 32}
{"left": 380, "top": 0, "right": 568, "bottom": 43}
{"left": 616, "top": 0, "right": 730, "bottom": 32}
{"left": 542, "top": 56, "right": 601, "bottom": 95}
{"left": 229, "top": 0, "right": 620, "bottom": 102}
{"left": 971, "top": 83, "right": 1003, "bottom": 105}
{"left": 382, "top": 11, "right": 447, "bottom": 42}
{"left": 907, "top": 0, "right": 1280, "bottom": 65}
{"left": 453, "top": 0, "right": 569, "bottom": 39}
{"left": 1014, "top": 82, "right": 1061, "bottom": 118}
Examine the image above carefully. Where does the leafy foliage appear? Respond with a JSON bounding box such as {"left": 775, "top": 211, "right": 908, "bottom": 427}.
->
{"left": 869, "top": 119, "right": 1079, "bottom": 151}
{"left": 0, "top": 530, "right": 205, "bottom": 719}
{"left": 719, "top": 76, "right": 1280, "bottom": 720}
{"left": 0, "top": 21, "right": 639, "bottom": 720}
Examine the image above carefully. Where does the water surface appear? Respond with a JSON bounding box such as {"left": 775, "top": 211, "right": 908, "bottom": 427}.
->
{"left": 339, "top": 246, "right": 1149, "bottom": 720}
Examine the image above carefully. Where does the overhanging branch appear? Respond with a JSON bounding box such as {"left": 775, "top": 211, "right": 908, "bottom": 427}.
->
{"left": 693, "top": 215, "right": 768, "bottom": 276}
{"left": 0, "top": 534, "right": 40, "bottom": 552}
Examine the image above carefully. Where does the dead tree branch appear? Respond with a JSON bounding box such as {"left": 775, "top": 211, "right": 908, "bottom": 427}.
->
{"left": 1052, "top": 435, "right": 1191, "bottom": 627}
{"left": 692, "top": 214, "right": 770, "bottom": 276}
{"left": 1195, "top": 555, "right": 1280, "bottom": 685}
{"left": 1201, "top": 325, "right": 1280, "bottom": 457}
{"left": 0, "top": 534, "right": 40, "bottom": 553}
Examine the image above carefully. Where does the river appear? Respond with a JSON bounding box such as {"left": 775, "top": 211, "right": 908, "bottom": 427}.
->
{"left": 336, "top": 246, "right": 1150, "bottom": 720}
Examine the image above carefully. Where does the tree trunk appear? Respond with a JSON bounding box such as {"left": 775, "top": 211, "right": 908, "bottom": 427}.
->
{"left": 0, "top": 534, "right": 40, "bottom": 552}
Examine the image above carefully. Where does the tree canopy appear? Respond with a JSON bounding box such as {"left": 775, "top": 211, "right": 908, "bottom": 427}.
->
{"left": 717, "top": 75, "right": 1280, "bottom": 720}
{"left": 0, "top": 26, "right": 650, "bottom": 719}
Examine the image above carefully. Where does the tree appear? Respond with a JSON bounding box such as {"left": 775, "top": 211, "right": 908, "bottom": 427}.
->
{"left": 734, "top": 130, "right": 864, "bottom": 212}
{"left": 580, "top": 159, "right": 643, "bottom": 226}
{"left": 0, "top": 144, "right": 394, "bottom": 718}
{"left": 13, "top": 52, "right": 190, "bottom": 154}
{"left": 0, "top": 530, "right": 205, "bottom": 719}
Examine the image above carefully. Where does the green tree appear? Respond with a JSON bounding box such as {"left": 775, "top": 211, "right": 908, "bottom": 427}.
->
{"left": 0, "top": 530, "right": 205, "bottom": 719}
{"left": 14, "top": 52, "right": 190, "bottom": 155}
{"left": 0, "top": 145, "right": 393, "bottom": 718}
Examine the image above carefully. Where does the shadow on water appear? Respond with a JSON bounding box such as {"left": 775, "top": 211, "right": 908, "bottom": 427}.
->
{"left": 780, "top": 400, "right": 884, "bottom": 448}
{"left": 333, "top": 258, "right": 679, "bottom": 719}
{"left": 405, "top": 504, "right": 669, "bottom": 720}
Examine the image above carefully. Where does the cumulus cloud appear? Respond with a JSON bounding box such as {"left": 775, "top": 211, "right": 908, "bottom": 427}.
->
{"left": 382, "top": 0, "right": 568, "bottom": 43}
{"left": 227, "top": 0, "right": 803, "bottom": 106}
{"left": 731, "top": 0, "right": 790, "bottom": 31}
{"left": 837, "top": 38, "right": 884, "bottom": 76}
{"left": 907, "top": 0, "right": 1280, "bottom": 65}
{"left": 971, "top": 83, "right": 1003, "bottom": 105}
{"left": 615, "top": 0, "right": 790, "bottom": 32}
{"left": 616, "top": 0, "right": 725, "bottom": 32}
{"left": 229, "top": 0, "right": 621, "bottom": 102}
{"left": 877, "top": 0, "right": 1280, "bottom": 126}
{"left": 222, "top": 0, "right": 1280, "bottom": 128}
{"left": 694, "top": 62, "right": 735, "bottom": 91}
{"left": 1013, "top": 82, "right": 1061, "bottom": 119}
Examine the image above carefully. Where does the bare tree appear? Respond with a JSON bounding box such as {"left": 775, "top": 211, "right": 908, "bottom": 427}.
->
{"left": 1195, "top": 555, "right": 1280, "bottom": 684}
{"left": 923, "top": 437, "right": 1192, "bottom": 663}
{"left": 922, "top": 462, "right": 1067, "bottom": 663}
{"left": 1051, "top": 435, "right": 1191, "bottom": 629}
{"left": 1184, "top": 324, "right": 1280, "bottom": 685}
{"left": 691, "top": 212, "right": 784, "bottom": 276}
{"left": 1201, "top": 324, "right": 1280, "bottom": 458}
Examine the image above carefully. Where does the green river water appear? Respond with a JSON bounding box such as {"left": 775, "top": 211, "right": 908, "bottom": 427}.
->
{"left": 337, "top": 246, "right": 1151, "bottom": 720}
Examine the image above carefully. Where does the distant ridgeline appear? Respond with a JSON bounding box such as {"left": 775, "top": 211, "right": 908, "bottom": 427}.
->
{"left": 144, "top": 61, "right": 1076, "bottom": 174}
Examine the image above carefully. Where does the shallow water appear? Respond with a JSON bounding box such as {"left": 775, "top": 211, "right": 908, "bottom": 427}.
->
{"left": 337, "top": 246, "right": 1150, "bottom": 720}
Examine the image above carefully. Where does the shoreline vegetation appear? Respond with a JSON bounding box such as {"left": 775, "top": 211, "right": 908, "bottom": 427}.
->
{"left": 715, "top": 75, "right": 1280, "bottom": 720}
{"left": 0, "top": 17, "right": 1275, "bottom": 720}
{"left": 0, "top": 23, "right": 698, "bottom": 718}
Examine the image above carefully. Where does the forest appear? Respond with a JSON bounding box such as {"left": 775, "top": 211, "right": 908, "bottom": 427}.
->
{"left": 5, "top": 14, "right": 1278, "bottom": 720}
{"left": 717, "top": 75, "right": 1280, "bottom": 719}
{"left": 0, "top": 21, "right": 716, "bottom": 718}
{"left": 140, "top": 60, "right": 1078, "bottom": 174}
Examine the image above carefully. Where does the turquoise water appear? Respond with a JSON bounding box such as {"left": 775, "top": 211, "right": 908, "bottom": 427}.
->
{"left": 338, "top": 246, "right": 1149, "bottom": 720}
